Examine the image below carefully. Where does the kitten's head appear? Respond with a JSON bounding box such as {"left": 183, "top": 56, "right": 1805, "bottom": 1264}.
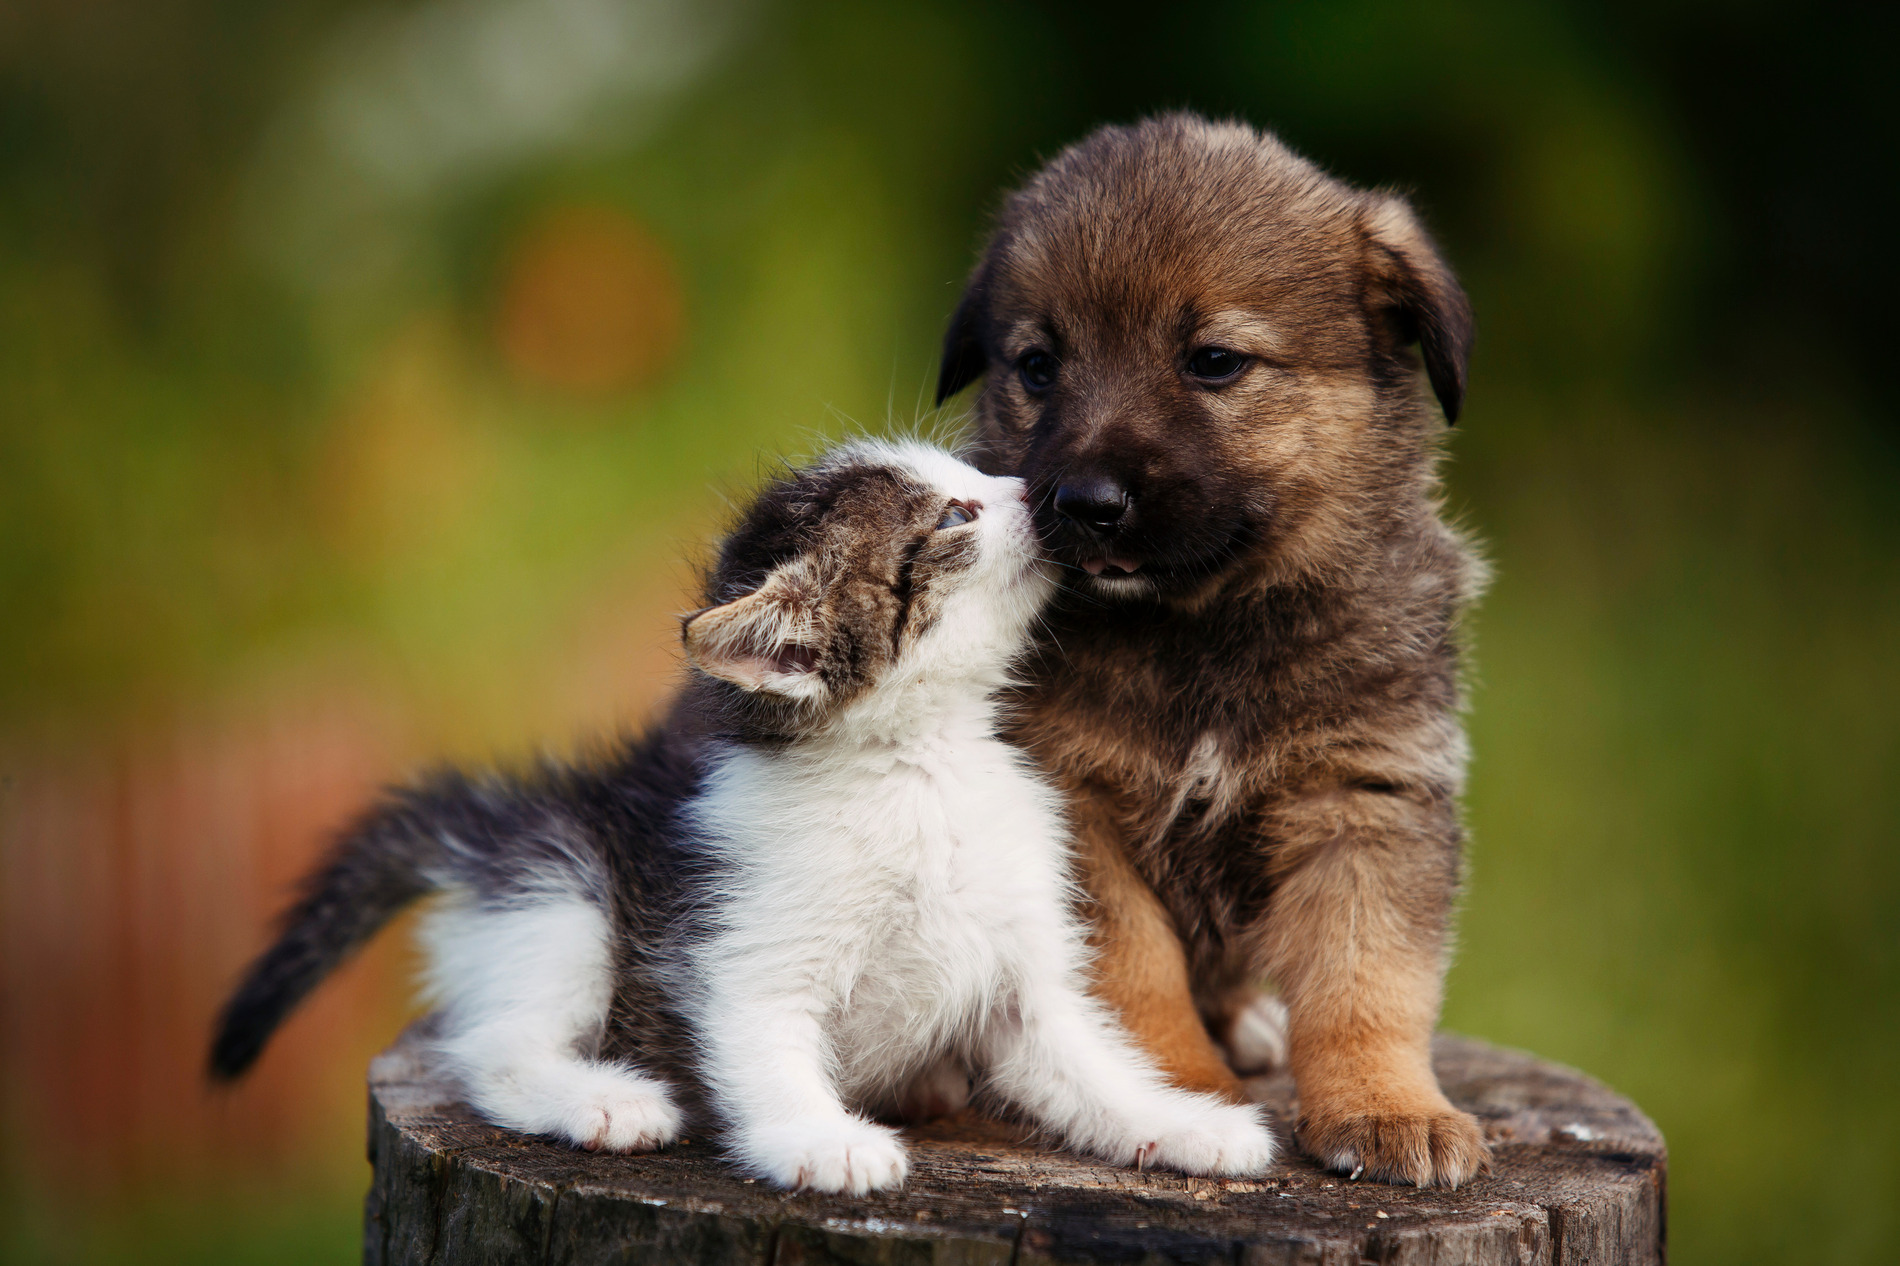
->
{"left": 682, "top": 441, "right": 1051, "bottom": 736}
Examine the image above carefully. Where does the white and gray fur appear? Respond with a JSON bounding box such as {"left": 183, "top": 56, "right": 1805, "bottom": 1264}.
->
{"left": 209, "top": 441, "right": 1275, "bottom": 1193}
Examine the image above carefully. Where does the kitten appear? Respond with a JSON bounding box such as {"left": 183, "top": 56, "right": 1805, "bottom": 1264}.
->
{"left": 209, "top": 440, "right": 1276, "bottom": 1193}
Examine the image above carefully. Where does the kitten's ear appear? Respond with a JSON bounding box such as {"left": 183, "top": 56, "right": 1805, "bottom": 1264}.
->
{"left": 682, "top": 565, "right": 828, "bottom": 701}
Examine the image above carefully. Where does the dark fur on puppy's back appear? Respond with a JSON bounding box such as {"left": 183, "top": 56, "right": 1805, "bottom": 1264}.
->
{"left": 939, "top": 114, "right": 1490, "bottom": 1186}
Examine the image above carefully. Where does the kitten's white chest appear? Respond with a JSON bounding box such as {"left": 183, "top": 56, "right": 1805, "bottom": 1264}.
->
{"left": 823, "top": 753, "right": 1052, "bottom": 1088}
{"left": 696, "top": 732, "right": 1068, "bottom": 1095}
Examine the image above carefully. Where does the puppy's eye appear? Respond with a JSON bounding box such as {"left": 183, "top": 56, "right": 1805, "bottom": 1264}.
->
{"left": 936, "top": 501, "right": 979, "bottom": 530}
{"left": 1018, "top": 351, "right": 1057, "bottom": 393}
{"left": 1186, "top": 346, "right": 1249, "bottom": 382}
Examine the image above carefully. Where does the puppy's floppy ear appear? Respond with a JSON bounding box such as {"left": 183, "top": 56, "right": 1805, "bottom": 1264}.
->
{"left": 1361, "top": 195, "right": 1474, "bottom": 424}
{"left": 682, "top": 563, "right": 827, "bottom": 701}
{"left": 935, "top": 266, "right": 990, "bottom": 406}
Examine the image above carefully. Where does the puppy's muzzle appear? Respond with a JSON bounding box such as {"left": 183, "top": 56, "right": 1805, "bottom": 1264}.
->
{"left": 1049, "top": 476, "right": 1146, "bottom": 577}
{"left": 1052, "top": 476, "right": 1129, "bottom": 535}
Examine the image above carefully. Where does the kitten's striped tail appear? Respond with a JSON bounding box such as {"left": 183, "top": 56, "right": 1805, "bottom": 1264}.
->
{"left": 207, "top": 792, "right": 449, "bottom": 1081}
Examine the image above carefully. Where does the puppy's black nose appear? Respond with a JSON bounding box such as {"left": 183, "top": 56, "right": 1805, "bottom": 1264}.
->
{"left": 1053, "top": 478, "right": 1129, "bottom": 532}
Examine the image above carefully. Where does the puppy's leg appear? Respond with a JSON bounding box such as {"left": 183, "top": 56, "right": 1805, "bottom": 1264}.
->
{"left": 979, "top": 972, "right": 1275, "bottom": 1177}
{"left": 1072, "top": 797, "right": 1246, "bottom": 1101}
{"left": 1260, "top": 794, "right": 1488, "bottom": 1188}
{"left": 696, "top": 981, "right": 908, "bottom": 1194}
{"left": 423, "top": 892, "right": 681, "bottom": 1153}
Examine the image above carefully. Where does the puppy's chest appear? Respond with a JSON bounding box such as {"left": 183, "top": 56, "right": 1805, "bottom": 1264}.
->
{"left": 1032, "top": 694, "right": 1272, "bottom": 818}
{"left": 1024, "top": 629, "right": 1308, "bottom": 812}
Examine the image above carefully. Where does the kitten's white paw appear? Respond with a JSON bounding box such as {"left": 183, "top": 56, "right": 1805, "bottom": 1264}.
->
{"left": 1137, "top": 1099, "right": 1278, "bottom": 1178}
{"left": 565, "top": 1078, "right": 684, "bottom": 1153}
{"left": 745, "top": 1117, "right": 910, "bottom": 1194}
{"left": 1223, "top": 991, "right": 1289, "bottom": 1076}
{"left": 475, "top": 1061, "right": 681, "bottom": 1154}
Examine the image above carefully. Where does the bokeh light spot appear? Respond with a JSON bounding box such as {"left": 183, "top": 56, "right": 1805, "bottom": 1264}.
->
{"left": 493, "top": 204, "right": 683, "bottom": 396}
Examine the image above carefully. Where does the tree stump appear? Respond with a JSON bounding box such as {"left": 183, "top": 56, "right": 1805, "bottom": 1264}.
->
{"left": 365, "top": 1023, "right": 1664, "bottom": 1265}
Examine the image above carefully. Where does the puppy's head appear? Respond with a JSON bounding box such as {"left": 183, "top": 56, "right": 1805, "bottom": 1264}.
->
{"left": 939, "top": 114, "right": 1471, "bottom": 601}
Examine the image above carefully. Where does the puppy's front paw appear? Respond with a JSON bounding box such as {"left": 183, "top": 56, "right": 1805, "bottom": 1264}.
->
{"left": 1298, "top": 1098, "right": 1488, "bottom": 1188}
{"left": 745, "top": 1117, "right": 910, "bottom": 1194}
{"left": 1142, "top": 1099, "right": 1277, "bottom": 1177}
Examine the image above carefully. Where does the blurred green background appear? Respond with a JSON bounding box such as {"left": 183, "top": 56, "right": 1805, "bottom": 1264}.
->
{"left": 1, "top": 0, "right": 1894, "bottom": 1262}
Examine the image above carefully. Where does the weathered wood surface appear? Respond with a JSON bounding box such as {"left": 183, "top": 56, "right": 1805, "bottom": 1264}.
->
{"left": 365, "top": 1024, "right": 1664, "bottom": 1265}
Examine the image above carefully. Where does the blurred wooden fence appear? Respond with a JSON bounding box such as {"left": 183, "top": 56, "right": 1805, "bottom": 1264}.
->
{"left": 1, "top": 694, "right": 420, "bottom": 1196}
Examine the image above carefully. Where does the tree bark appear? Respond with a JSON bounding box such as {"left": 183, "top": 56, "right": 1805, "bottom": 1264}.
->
{"left": 364, "top": 1022, "right": 1664, "bottom": 1265}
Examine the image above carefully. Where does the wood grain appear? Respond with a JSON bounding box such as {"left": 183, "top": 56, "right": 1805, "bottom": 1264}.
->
{"left": 364, "top": 1024, "right": 1664, "bottom": 1264}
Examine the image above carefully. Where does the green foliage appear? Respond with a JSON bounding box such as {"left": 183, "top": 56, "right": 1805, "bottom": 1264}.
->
{"left": 2, "top": 1183, "right": 363, "bottom": 1266}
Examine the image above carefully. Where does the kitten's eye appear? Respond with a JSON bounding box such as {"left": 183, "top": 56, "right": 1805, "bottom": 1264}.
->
{"left": 1018, "top": 351, "right": 1057, "bottom": 393}
{"left": 1185, "top": 346, "right": 1249, "bottom": 383}
{"left": 936, "top": 501, "right": 979, "bottom": 530}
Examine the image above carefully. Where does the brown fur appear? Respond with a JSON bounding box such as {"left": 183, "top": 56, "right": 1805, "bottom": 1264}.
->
{"left": 939, "top": 114, "right": 1489, "bottom": 1186}
{"left": 681, "top": 451, "right": 982, "bottom": 743}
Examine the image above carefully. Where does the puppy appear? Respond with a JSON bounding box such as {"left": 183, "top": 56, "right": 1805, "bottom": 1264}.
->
{"left": 938, "top": 114, "right": 1489, "bottom": 1186}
